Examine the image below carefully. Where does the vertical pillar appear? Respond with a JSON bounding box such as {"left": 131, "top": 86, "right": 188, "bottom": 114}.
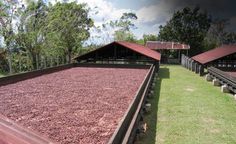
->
{"left": 194, "top": 63, "right": 198, "bottom": 73}
{"left": 178, "top": 50, "right": 181, "bottom": 63}
{"left": 192, "top": 61, "right": 195, "bottom": 72}
{"left": 191, "top": 60, "right": 194, "bottom": 71}
{"left": 199, "top": 65, "right": 204, "bottom": 76}
{"left": 184, "top": 56, "right": 187, "bottom": 68}
{"left": 188, "top": 59, "right": 191, "bottom": 70}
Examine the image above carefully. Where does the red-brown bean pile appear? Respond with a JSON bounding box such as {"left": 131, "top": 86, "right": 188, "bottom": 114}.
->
{"left": 225, "top": 71, "right": 236, "bottom": 78}
{"left": 0, "top": 67, "right": 148, "bottom": 144}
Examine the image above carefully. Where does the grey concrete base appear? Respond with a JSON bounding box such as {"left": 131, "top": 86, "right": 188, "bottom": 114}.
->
{"left": 213, "top": 79, "right": 221, "bottom": 86}
{"left": 148, "top": 90, "right": 154, "bottom": 98}
{"left": 205, "top": 74, "right": 213, "bottom": 81}
{"left": 151, "top": 83, "right": 155, "bottom": 89}
{"left": 144, "top": 103, "right": 151, "bottom": 113}
{"left": 221, "top": 84, "right": 230, "bottom": 93}
{"left": 138, "top": 122, "right": 147, "bottom": 133}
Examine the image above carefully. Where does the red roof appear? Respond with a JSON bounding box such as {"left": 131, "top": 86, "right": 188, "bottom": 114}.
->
{"left": 75, "top": 41, "right": 161, "bottom": 61}
{"left": 116, "top": 41, "right": 161, "bottom": 61}
{"left": 146, "top": 41, "right": 190, "bottom": 50}
{"left": 192, "top": 45, "right": 236, "bottom": 64}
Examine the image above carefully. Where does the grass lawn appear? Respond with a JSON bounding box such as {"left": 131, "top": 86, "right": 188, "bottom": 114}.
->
{"left": 138, "top": 65, "right": 236, "bottom": 144}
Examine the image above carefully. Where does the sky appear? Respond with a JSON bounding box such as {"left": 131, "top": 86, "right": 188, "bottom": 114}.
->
{"left": 2, "top": 0, "right": 236, "bottom": 46}
{"left": 70, "top": 0, "right": 236, "bottom": 44}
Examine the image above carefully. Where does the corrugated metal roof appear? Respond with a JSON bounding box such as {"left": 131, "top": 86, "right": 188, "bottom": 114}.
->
{"left": 146, "top": 41, "right": 190, "bottom": 50}
{"left": 116, "top": 41, "right": 161, "bottom": 61}
{"left": 192, "top": 45, "right": 236, "bottom": 64}
{"left": 75, "top": 41, "right": 161, "bottom": 61}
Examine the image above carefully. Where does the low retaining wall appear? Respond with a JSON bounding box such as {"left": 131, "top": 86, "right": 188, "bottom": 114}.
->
{"left": 0, "top": 64, "right": 75, "bottom": 86}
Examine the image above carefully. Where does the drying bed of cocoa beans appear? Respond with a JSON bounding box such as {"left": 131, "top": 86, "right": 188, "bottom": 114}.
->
{"left": 0, "top": 67, "right": 148, "bottom": 144}
{"left": 225, "top": 71, "right": 236, "bottom": 78}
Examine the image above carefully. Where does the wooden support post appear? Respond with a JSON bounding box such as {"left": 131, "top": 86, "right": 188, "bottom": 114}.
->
{"left": 190, "top": 60, "right": 194, "bottom": 71}
{"left": 184, "top": 56, "right": 187, "bottom": 68}
{"left": 188, "top": 59, "right": 191, "bottom": 70}
{"left": 178, "top": 50, "right": 181, "bottom": 63}
{"left": 192, "top": 62, "right": 195, "bottom": 72}
{"left": 187, "top": 58, "right": 189, "bottom": 68}
{"left": 199, "top": 65, "right": 204, "bottom": 76}
{"left": 194, "top": 62, "right": 197, "bottom": 72}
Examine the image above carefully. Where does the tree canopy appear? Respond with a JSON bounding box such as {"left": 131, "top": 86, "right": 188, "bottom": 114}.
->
{"left": 158, "top": 7, "right": 211, "bottom": 56}
{"left": 45, "top": 2, "right": 94, "bottom": 63}
{"left": 0, "top": 0, "right": 94, "bottom": 73}
{"left": 111, "top": 12, "right": 138, "bottom": 42}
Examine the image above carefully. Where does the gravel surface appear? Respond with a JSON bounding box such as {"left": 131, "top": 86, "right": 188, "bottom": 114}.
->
{"left": 0, "top": 67, "right": 148, "bottom": 144}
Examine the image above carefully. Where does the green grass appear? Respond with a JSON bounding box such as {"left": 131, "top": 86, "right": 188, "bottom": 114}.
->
{"left": 138, "top": 65, "right": 236, "bottom": 144}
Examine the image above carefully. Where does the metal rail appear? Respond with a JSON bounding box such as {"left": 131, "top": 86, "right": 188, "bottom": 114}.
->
{"left": 108, "top": 64, "right": 156, "bottom": 144}
{"left": 208, "top": 67, "right": 236, "bottom": 93}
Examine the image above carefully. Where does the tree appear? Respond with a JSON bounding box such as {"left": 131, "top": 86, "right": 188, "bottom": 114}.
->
{"left": 0, "top": 0, "right": 20, "bottom": 73}
{"left": 224, "top": 32, "right": 236, "bottom": 44}
{"left": 203, "top": 19, "right": 236, "bottom": 51}
{"left": 143, "top": 34, "right": 158, "bottom": 44}
{"left": 45, "top": 2, "right": 93, "bottom": 63}
{"left": 158, "top": 7, "right": 211, "bottom": 56}
{"left": 111, "top": 12, "right": 138, "bottom": 42}
{"left": 15, "top": 0, "right": 48, "bottom": 69}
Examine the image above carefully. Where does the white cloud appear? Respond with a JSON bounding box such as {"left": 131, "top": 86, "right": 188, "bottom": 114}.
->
{"left": 76, "top": 0, "right": 136, "bottom": 44}
{"left": 136, "top": 2, "right": 171, "bottom": 24}
{"left": 44, "top": 0, "right": 173, "bottom": 44}
{"left": 137, "top": 5, "right": 159, "bottom": 23}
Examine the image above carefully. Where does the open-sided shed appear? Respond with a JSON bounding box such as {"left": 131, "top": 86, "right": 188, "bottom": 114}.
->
{"left": 75, "top": 41, "right": 161, "bottom": 68}
{"left": 145, "top": 41, "right": 189, "bottom": 63}
{"left": 188, "top": 45, "right": 236, "bottom": 75}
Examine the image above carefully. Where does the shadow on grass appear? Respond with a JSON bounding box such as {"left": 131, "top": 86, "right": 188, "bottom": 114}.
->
{"left": 137, "top": 67, "right": 169, "bottom": 144}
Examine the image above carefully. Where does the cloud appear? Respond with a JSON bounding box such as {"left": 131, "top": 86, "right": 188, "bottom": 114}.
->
{"left": 134, "top": 0, "right": 236, "bottom": 38}
{"left": 44, "top": 0, "right": 170, "bottom": 43}
{"left": 161, "top": 0, "right": 236, "bottom": 30}
{"left": 136, "top": 2, "right": 171, "bottom": 24}
{"left": 44, "top": 0, "right": 236, "bottom": 43}
{"left": 76, "top": 0, "right": 133, "bottom": 44}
